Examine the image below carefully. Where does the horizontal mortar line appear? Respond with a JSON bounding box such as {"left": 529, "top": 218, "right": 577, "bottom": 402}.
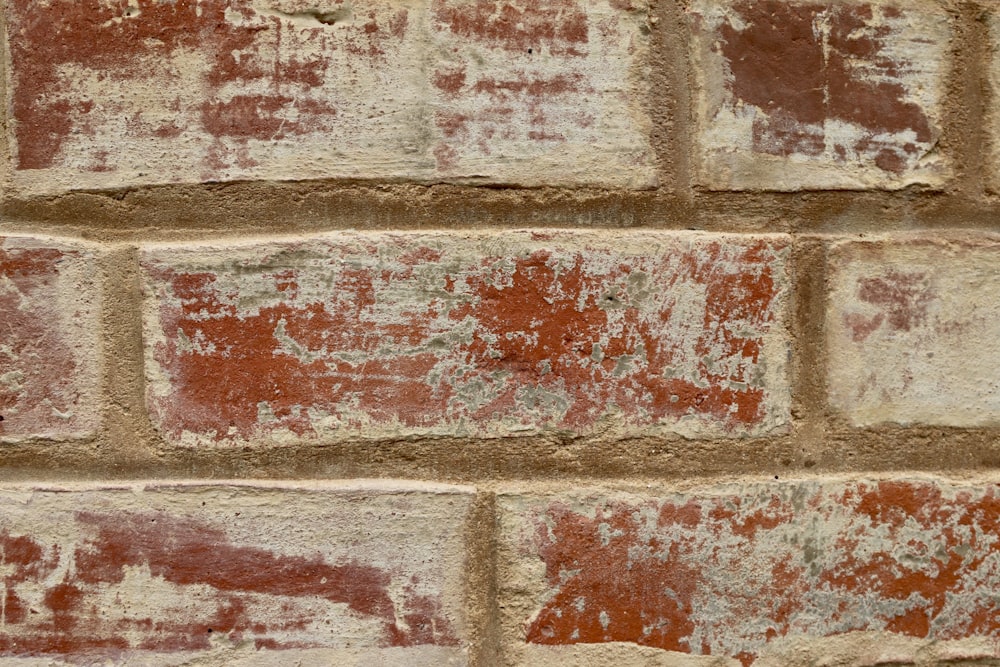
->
{"left": 0, "top": 458, "right": 996, "bottom": 482}
{"left": 5, "top": 426, "right": 1000, "bottom": 452}
{"left": 6, "top": 209, "right": 1000, "bottom": 236}
{"left": 0, "top": 468, "right": 996, "bottom": 487}
{"left": 2, "top": 187, "right": 999, "bottom": 207}
{"left": 0, "top": 181, "right": 992, "bottom": 202}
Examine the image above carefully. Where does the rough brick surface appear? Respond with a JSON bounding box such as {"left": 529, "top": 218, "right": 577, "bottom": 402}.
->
{"left": 690, "top": 0, "right": 951, "bottom": 190}
{"left": 499, "top": 479, "right": 1000, "bottom": 666}
{"left": 428, "top": 0, "right": 654, "bottom": 186}
{"left": 141, "top": 232, "right": 790, "bottom": 446}
{"left": 4, "top": 0, "right": 655, "bottom": 194}
{"left": 0, "top": 237, "right": 100, "bottom": 441}
{"left": 827, "top": 235, "right": 1000, "bottom": 427}
{"left": 0, "top": 481, "right": 472, "bottom": 665}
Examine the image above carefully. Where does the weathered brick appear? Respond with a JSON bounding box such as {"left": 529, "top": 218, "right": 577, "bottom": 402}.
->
{"left": 4, "top": 0, "right": 655, "bottom": 194}
{"left": 690, "top": 0, "right": 951, "bottom": 190}
{"left": 498, "top": 479, "right": 1000, "bottom": 666}
{"left": 827, "top": 235, "right": 1000, "bottom": 427}
{"left": 428, "top": 0, "right": 655, "bottom": 187}
{"left": 0, "top": 237, "right": 100, "bottom": 441}
{"left": 0, "top": 481, "right": 472, "bottom": 664}
{"left": 140, "top": 232, "right": 790, "bottom": 446}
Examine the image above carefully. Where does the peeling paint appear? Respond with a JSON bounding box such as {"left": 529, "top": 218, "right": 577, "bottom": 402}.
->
{"left": 501, "top": 479, "right": 1000, "bottom": 666}
{"left": 5, "top": 0, "right": 655, "bottom": 193}
{"left": 691, "top": 0, "right": 951, "bottom": 190}
{"left": 0, "top": 483, "right": 470, "bottom": 662}
{"left": 141, "top": 231, "right": 790, "bottom": 446}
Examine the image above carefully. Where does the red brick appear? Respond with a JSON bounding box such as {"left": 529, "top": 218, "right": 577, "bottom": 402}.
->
{"left": 0, "top": 237, "right": 100, "bottom": 441}
{"left": 690, "top": 0, "right": 951, "bottom": 190}
{"left": 827, "top": 235, "right": 1000, "bottom": 427}
{"left": 4, "top": 0, "right": 655, "bottom": 193}
{"left": 140, "top": 232, "right": 790, "bottom": 446}
{"left": 499, "top": 479, "right": 1000, "bottom": 666}
{"left": 0, "top": 481, "right": 472, "bottom": 664}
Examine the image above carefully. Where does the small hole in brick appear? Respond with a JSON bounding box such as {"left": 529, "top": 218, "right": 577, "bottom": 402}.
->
{"left": 0, "top": 415, "right": 4, "bottom": 421}
{"left": 527, "top": 48, "right": 532, "bottom": 54}
{"left": 774, "top": 475, "right": 779, "bottom": 480}
{"left": 207, "top": 628, "right": 213, "bottom": 634}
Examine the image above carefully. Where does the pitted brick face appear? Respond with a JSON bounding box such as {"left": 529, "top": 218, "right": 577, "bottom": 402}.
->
{"left": 140, "top": 232, "right": 790, "bottom": 446}
{"left": 0, "top": 483, "right": 471, "bottom": 663}
{"left": 828, "top": 235, "right": 1000, "bottom": 427}
{"left": 0, "top": 238, "right": 100, "bottom": 441}
{"left": 500, "top": 480, "right": 1000, "bottom": 666}
{"left": 4, "top": 0, "right": 655, "bottom": 193}
{"left": 691, "top": 0, "right": 951, "bottom": 190}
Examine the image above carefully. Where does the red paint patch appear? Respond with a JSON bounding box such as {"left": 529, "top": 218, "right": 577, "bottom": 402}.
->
{"left": 843, "top": 311, "right": 885, "bottom": 342}
{"left": 527, "top": 500, "right": 700, "bottom": 649}
{"left": 447, "top": 244, "right": 779, "bottom": 430}
{"left": 855, "top": 270, "right": 933, "bottom": 332}
{"left": 431, "top": 67, "right": 589, "bottom": 170}
{"left": 73, "top": 511, "right": 395, "bottom": 620}
{"left": 199, "top": 94, "right": 336, "bottom": 140}
{"left": 432, "top": 0, "right": 589, "bottom": 56}
{"left": 147, "top": 260, "right": 449, "bottom": 440}
{"left": 717, "top": 0, "right": 934, "bottom": 173}
{"left": 433, "top": 67, "right": 468, "bottom": 95}
{"left": 7, "top": 0, "right": 651, "bottom": 189}
{"left": 519, "top": 481, "right": 1000, "bottom": 664}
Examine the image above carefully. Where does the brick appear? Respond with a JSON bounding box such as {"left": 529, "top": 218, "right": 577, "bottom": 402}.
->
{"left": 690, "top": 0, "right": 951, "bottom": 190}
{"left": 827, "top": 235, "right": 1000, "bottom": 427}
{"left": 4, "top": 0, "right": 655, "bottom": 194}
{"left": 427, "top": 0, "right": 655, "bottom": 187}
{"left": 140, "top": 231, "right": 790, "bottom": 446}
{"left": 0, "top": 237, "right": 100, "bottom": 441}
{"left": 498, "top": 479, "right": 1000, "bottom": 666}
{"left": 0, "top": 481, "right": 472, "bottom": 665}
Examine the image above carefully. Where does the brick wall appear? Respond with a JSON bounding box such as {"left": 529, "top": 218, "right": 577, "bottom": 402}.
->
{"left": 0, "top": 0, "right": 999, "bottom": 665}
